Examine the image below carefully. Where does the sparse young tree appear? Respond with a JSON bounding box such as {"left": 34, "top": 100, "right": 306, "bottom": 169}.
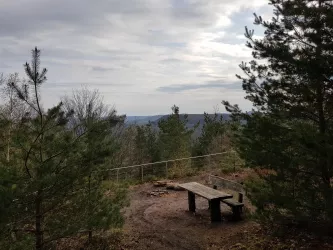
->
{"left": 223, "top": 0, "right": 333, "bottom": 225}
{"left": 0, "top": 73, "right": 28, "bottom": 162}
{"left": 62, "top": 87, "right": 125, "bottom": 243}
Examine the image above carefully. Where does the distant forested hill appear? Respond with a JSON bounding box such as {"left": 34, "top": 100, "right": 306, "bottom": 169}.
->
{"left": 125, "top": 115, "right": 164, "bottom": 125}
{"left": 126, "top": 114, "right": 231, "bottom": 127}
{"left": 125, "top": 114, "right": 231, "bottom": 138}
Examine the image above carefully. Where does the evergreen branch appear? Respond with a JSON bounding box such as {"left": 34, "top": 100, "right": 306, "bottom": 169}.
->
{"left": 38, "top": 68, "right": 47, "bottom": 84}
{"left": 24, "top": 62, "right": 34, "bottom": 83}
{"left": 10, "top": 81, "right": 38, "bottom": 113}
{"left": 288, "top": 22, "right": 316, "bottom": 49}
{"left": 23, "top": 115, "right": 56, "bottom": 178}
{"left": 24, "top": 133, "right": 42, "bottom": 178}
{"left": 17, "top": 140, "right": 40, "bottom": 163}
{"left": 32, "top": 47, "right": 40, "bottom": 82}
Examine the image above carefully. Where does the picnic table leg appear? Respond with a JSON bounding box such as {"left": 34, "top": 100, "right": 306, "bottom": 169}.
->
{"left": 232, "top": 206, "right": 242, "bottom": 220}
{"left": 188, "top": 191, "right": 196, "bottom": 212}
{"left": 208, "top": 185, "right": 217, "bottom": 209}
{"left": 210, "top": 198, "right": 221, "bottom": 222}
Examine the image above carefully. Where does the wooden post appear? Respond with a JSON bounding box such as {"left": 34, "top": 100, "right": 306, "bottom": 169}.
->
{"left": 238, "top": 192, "right": 243, "bottom": 203}
{"left": 208, "top": 185, "right": 217, "bottom": 210}
{"left": 210, "top": 198, "right": 221, "bottom": 222}
{"left": 188, "top": 191, "right": 196, "bottom": 212}
{"left": 141, "top": 165, "right": 144, "bottom": 182}
{"left": 238, "top": 192, "right": 244, "bottom": 215}
{"left": 165, "top": 162, "right": 168, "bottom": 178}
{"left": 116, "top": 169, "right": 119, "bottom": 183}
{"left": 233, "top": 152, "right": 236, "bottom": 173}
{"left": 232, "top": 207, "right": 241, "bottom": 220}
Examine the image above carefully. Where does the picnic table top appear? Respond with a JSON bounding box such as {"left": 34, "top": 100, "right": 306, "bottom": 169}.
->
{"left": 178, "top": 182, "right": 233, "bottom": 200}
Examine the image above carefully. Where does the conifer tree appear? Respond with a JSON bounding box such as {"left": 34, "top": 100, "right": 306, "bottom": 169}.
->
{"left": 158, "top": 105, "right": 198, "bottom": 176}
{"left": 158, "top": 105, "right": 196, "bottom": 160}
{"left": 134, "top": 122, "right": 160, "bottom": 164}
{"left": 194, "top": 113, "right": 225, "bottom": 156}
{"left": 0, "top": 47, "right": 126, "bottom": 249}
{"left": 223, "top": 0, "right": 333, "bottom": 224}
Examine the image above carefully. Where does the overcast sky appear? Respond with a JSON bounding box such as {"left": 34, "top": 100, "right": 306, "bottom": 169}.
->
{"left": 0, "top": 0, "right": 272, "bottom": 116}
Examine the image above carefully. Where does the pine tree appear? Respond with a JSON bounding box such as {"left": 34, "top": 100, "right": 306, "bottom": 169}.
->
{"left": 134, "top": 122, "right": 160, "bottom": 164}
{"left": 158, "top": 105, "right": 197, "bottom": 176}
{"left": 194, "top": 112, "right": 225, "bottom": 156}
{"left": 223, "top": 0, "right": 333, "bottom": 224}
{"left": 0, "top": 47, "right": 126, "bottom": 249}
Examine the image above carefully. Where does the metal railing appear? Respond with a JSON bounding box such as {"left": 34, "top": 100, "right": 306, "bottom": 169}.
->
{"left": 101, "top": 150, "right": 238, "bottom": 182}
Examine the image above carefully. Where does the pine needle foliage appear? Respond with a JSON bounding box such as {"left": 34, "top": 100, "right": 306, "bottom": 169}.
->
{"left": 223, "top": 0, "right": 333, "bottom": 226}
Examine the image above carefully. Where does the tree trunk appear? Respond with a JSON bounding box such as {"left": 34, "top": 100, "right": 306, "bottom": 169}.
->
{"left": 88, "top": 173, "right": 93, "bottom": 244}
{"left": 315, "top": 0, "right": 333, "bottom": 214}
{"left": 35, "top": 190, "right": 43, "bottom": 250}
{"left": 88, "top": 231, "right": 92, "bottom": 244}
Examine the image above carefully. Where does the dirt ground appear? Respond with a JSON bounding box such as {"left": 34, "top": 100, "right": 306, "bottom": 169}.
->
{"left": 118, "top": 173, "right": 261, "bottom": 250}
{"left": 56, "top": 170, "right": 333, "bottom": 249}
{"left": 117, "top": 172, "right": 333, "bottom": 250}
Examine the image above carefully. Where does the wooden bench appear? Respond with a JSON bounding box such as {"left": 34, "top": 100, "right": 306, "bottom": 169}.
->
{"left": 211, "top": 185, "right": 244, "bottom": 220}
{"left": 222, "top": 198, "right": 244, "bottom": 220}
{"left": 178, "top": 182, "right": 233, "bottom": 223}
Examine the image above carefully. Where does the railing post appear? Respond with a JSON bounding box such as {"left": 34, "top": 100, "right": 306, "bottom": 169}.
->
{"left": 116, "top": 169, "right": 119, "bottom": 183}
{"left": 141, "top": 165, "right": 144, "bottom": 182}
{"left": 233, "top": 151, "right": 236, "bottom": 173}
{"left": 165, "top": 162, "right": 168, "bottom": 178}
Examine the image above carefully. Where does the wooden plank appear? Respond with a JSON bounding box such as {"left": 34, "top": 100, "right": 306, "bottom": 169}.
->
{"left": 179, "top": 182, "right": 232, "bottom": 200}
{"left": 222, "top": 198, "right": 244, "bottom": 207}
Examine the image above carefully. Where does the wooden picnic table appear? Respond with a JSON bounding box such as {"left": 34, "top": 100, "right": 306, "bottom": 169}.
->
{"left": 178, "top": 182, "right": 233, "bottom": 222}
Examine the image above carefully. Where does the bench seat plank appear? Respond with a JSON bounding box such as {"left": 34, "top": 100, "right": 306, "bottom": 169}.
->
{"left": 222, "top": 198, "right": 244, "bottom": 207}
{"left": 179, "top": 182, "right": 233, "bottom": 200}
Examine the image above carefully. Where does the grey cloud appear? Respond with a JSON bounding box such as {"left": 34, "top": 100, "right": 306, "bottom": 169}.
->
{"left": 0, "top": 0, "right": 153, "bottom": 38}
{"left": 43, "top": 81, "right": 132, "bottom": 90}
{"left": 0, "top": 62, "right": 10, "bottom": 69}
{"left": 91, "top": 66, "right": 115, "bottom": 72}
{"left": 225, "top": 6, "right": 269, "bottom": 38}
{"left": 196, "top": 74, "right": 228, "bottom": 79}
{"left": 157, "top": 80, "right": 241, "bottom": 93}
{"left": 98, "top": 50, "right": 143, "bottom": 61}
{"left": 0, "top": 0, "right": 220, "bottom": 40}
{"left": 42, "top": 48, "right": 86, "bottom": 59}
{"left": 160, "top": 58, "right": 183, "bottom": 64}
{"left": 211, "top": 35, "right": 244, "bottom": 44}
{"left": 171, "top": 1, "right": 217, "bottom": 27}
{"left": 0, "top": 0, "right": 264, "bottom": 114}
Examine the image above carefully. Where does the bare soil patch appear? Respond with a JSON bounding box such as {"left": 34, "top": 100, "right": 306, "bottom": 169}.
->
{"left": 119, "top": 172, "right": 258, "bottom": 250}
{"left": 118, "top": 171, "right": 333, "bottom": 250}
{"left": 57, "top": 170, "right": 333, "bottom": 249}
